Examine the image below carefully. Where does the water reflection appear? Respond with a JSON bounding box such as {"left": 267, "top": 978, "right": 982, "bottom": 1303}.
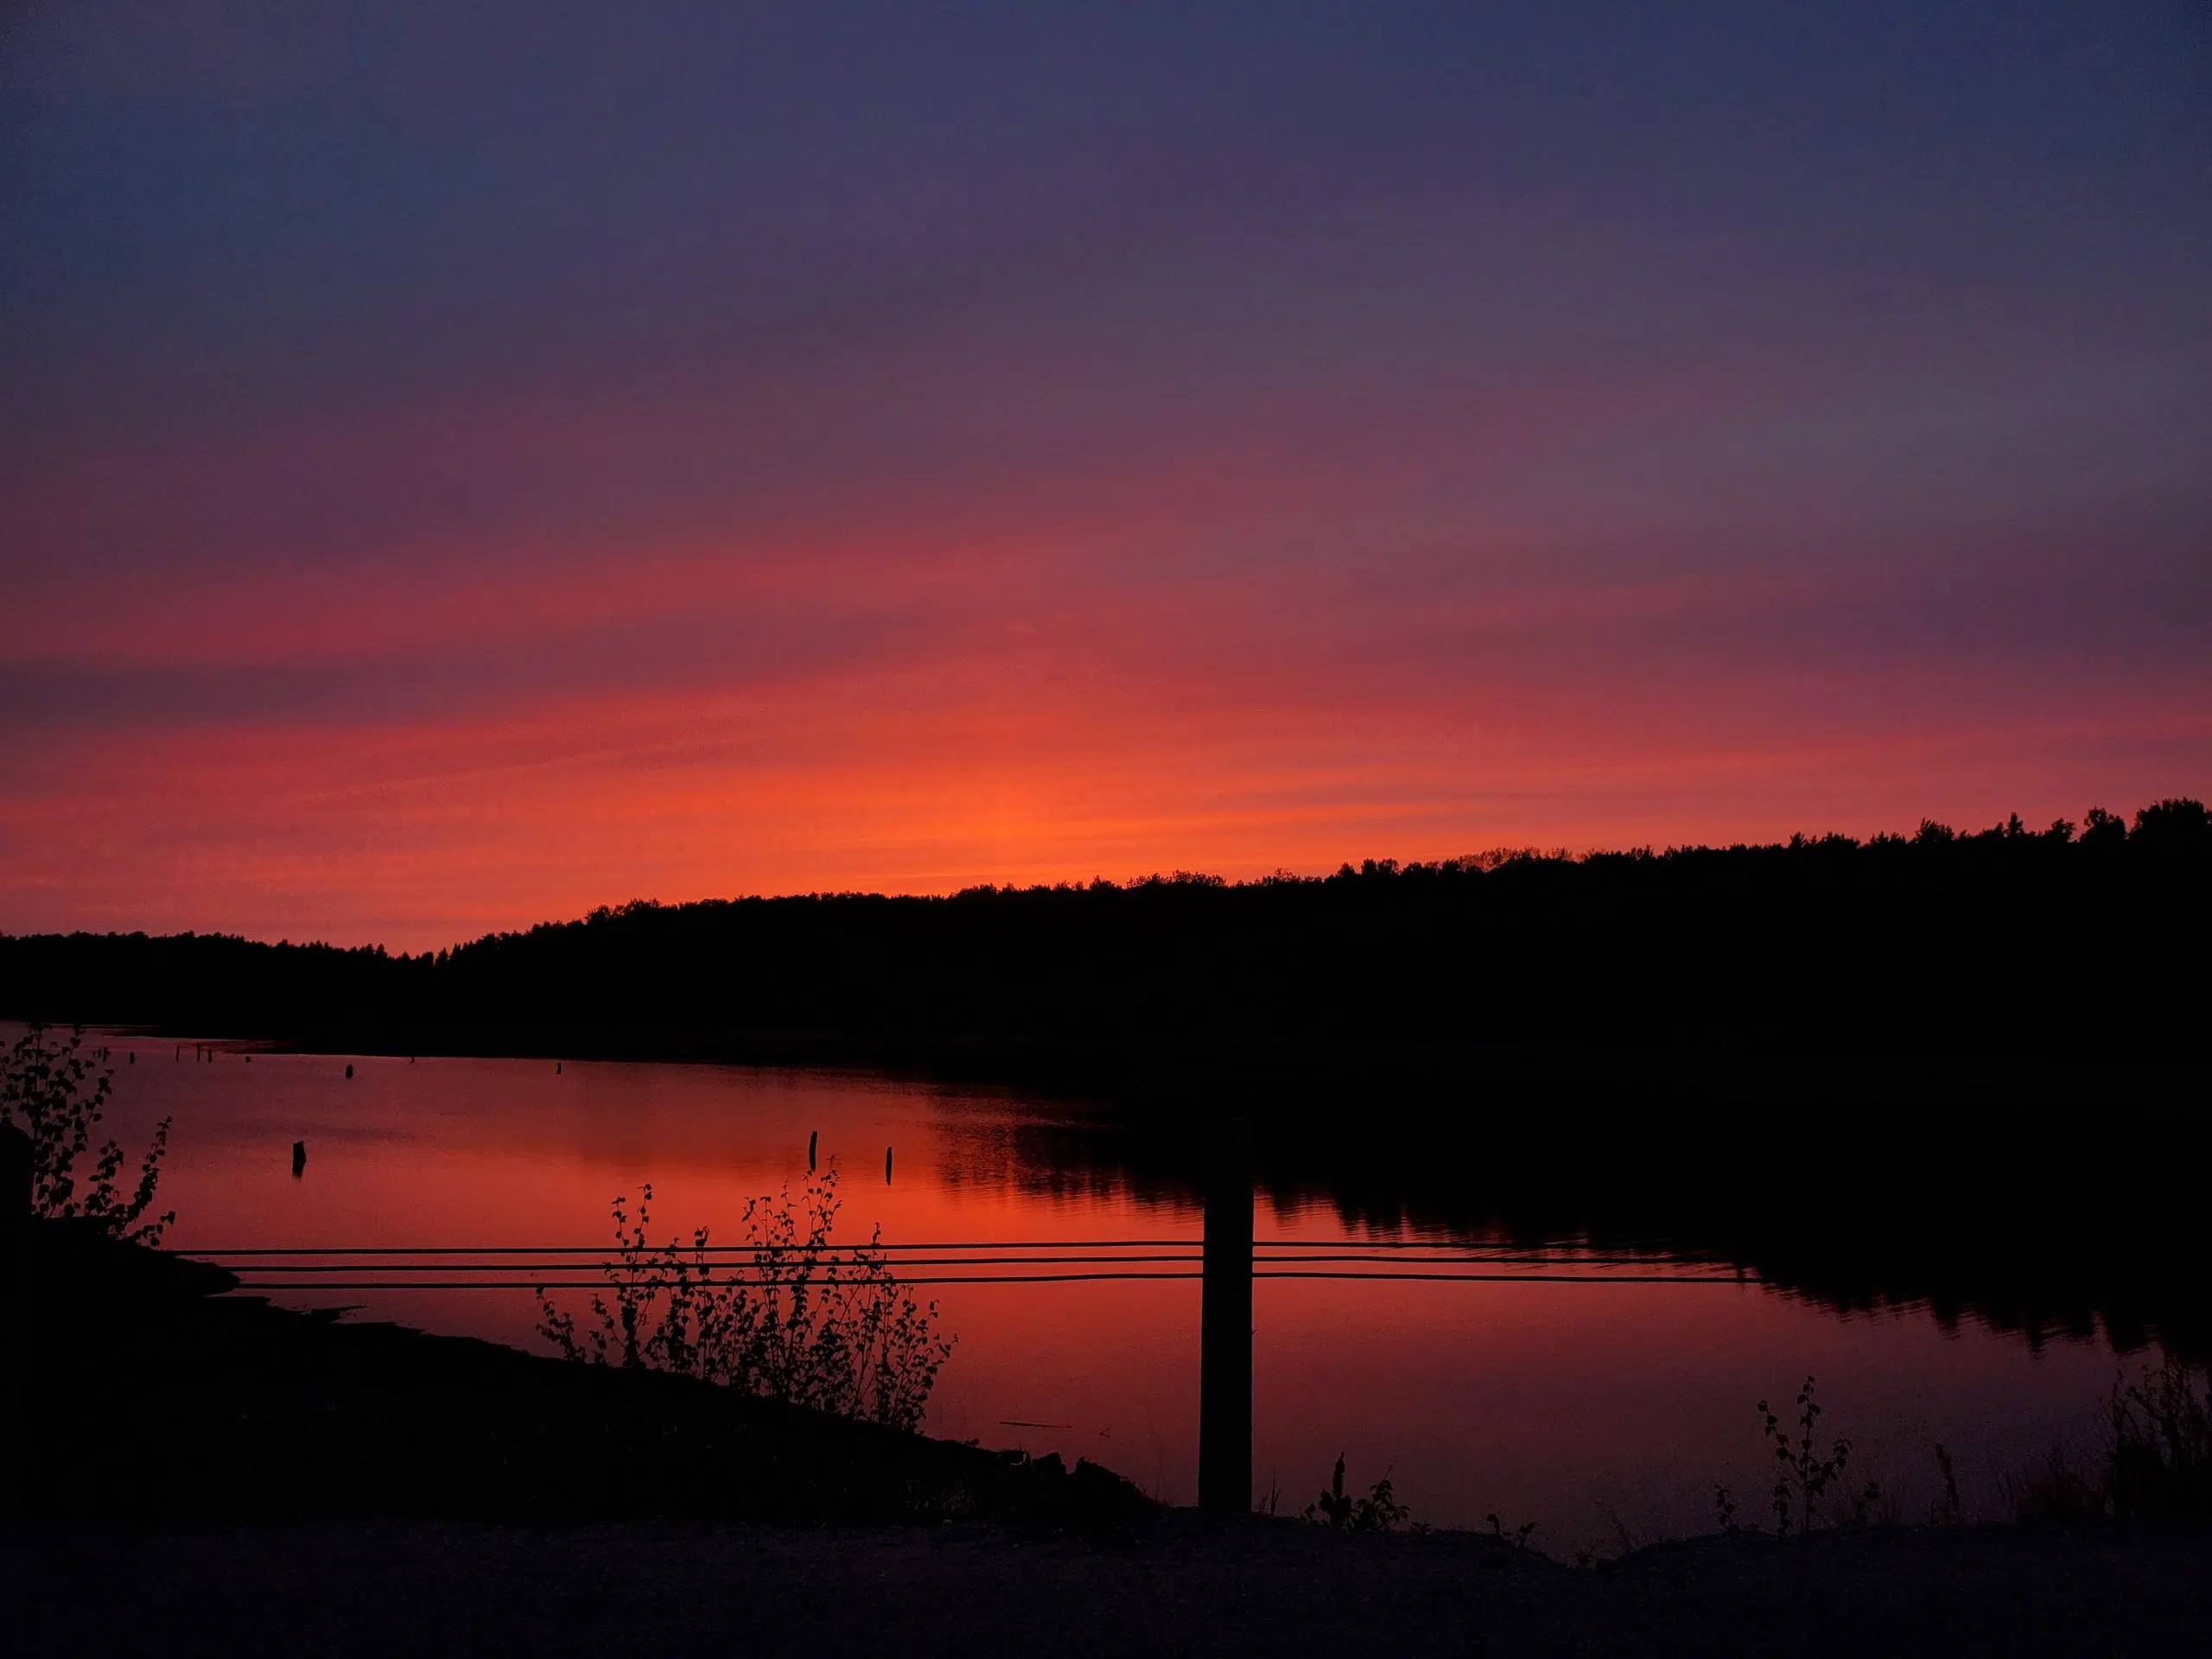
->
{"left": 40, "top": 1032, "right": 2170, "bottom": 1551}
{"left": 950, "top": 1105, "right": 2211, "bottom": 1363}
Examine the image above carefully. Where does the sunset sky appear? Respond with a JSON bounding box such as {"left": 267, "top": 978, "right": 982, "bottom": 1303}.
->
{"left": 5, "top": 3, "right": 2207, "bottom": 950}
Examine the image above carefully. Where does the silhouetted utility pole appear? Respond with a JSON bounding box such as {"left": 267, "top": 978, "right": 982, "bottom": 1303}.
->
{"left": 1, "top": 1124, "right": 29, "bottom": 1517}
{"left": 1198, "top": 1116, "right": 1253, "bottom": 1512}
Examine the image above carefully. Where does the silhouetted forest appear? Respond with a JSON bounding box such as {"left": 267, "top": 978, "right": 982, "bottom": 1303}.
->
{"left": 5, "top": 804, "right": 2209, "bottom": 1393}
{"left": 4, "top": 801, "right": 2207, "bottom": 1104}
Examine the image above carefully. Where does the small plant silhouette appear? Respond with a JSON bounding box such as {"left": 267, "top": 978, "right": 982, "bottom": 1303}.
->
{"left": 1931, "top": 1444, "right": 1963, "bottom": 1525}
{"left": 2, "top": 1024, "right": 171, "bottom": 1243}
{"left": 537, "top": 1164, "right": 952, "bottom": 1432}
{"left": 1713, "top": 1483, "right": 1742, "bottom": 1533}
{"left": 1485, "top": 1511, "right": 1538, "bottom": 1551}
{"left": 1758, "top": 1374, "right": 1878, "bottom": 1535}
{"left": 1302, "top": 1453, "right": 1421, "bottom": 1533}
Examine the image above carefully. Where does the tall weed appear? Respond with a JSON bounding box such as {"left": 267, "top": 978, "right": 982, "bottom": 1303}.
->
{"left": 1714, "top": 1374, "right": 1878, "bottom": 1535}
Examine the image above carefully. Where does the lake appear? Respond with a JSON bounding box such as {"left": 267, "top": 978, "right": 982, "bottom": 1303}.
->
{"left": 47, "top": 1033, "right": 2143, "bottom": 1555}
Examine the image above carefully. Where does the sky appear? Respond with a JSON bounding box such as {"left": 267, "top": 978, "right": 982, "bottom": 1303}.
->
{"left": 3, "top": 2, "right": 2208, "bottom": 950}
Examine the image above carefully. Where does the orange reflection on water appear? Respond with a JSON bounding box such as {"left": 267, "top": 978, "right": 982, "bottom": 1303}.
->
{"left": 79, "top": 1039, "right": 2122, "bottom": 1548}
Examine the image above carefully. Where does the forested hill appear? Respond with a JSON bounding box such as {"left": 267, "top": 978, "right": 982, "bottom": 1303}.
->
{"left": 4, "top": 801, "right": 2207, "bottom": 1101}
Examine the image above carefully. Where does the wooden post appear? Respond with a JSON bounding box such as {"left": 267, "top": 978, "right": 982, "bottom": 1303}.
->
{"left": 0, "top": 1123, "right": 30, "bottom": 1517}
{"left": 1198, "top": 1116, "right": 1253, "bottom": 1512}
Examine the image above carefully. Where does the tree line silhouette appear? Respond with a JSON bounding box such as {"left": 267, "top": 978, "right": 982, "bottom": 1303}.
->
{"left": 3, "top": 798, "right": 2204, "bottom": 1099}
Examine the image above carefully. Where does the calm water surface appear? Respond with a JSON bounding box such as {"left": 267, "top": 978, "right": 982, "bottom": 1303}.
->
{"left": 61, "top": 1036, "right": 2132, "bottom": 1554}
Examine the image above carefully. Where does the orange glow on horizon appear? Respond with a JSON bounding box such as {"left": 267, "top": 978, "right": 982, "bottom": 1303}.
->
{"left": 10, "top": 654, "right": 2202, "bottom": 950}
{"left": 8, "top": 359, "right": 2204, "bottom": 952}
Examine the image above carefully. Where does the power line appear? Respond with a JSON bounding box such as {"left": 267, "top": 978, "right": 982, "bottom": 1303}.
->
{"left": 209, "top": 1269, "right": 1758, "bottom": 1289}
{"left": 189, "top": 1253, "right": 1719, "bottom": 1272}
{"left": 180, "top": 1236, "right": 1756, "bottom": 1291}
{"left": 182, "top": 1242, "right": 1712, "bottom": 1261}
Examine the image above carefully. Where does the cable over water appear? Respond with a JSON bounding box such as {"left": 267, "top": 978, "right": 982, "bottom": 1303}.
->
{"left": 175, "top": 1236, "right": 1759, "bottom": 1291}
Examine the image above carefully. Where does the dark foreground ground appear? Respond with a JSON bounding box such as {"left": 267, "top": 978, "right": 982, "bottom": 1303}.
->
{"left": 23, "top": 1219, "right": 1148, "bottom": 1529}
{"left": 17, "top": 1224, "right": 2209, "bottom": 1655}
{"left": 9, "top": 1515, "right": 2210, "bottom": 1657}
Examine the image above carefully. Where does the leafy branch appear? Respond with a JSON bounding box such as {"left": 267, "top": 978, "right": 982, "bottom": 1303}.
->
{"left": 2, "top": 1025, "right": 171, "bottom": 1243}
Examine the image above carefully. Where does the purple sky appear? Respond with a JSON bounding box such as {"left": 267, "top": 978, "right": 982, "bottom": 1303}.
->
{"left": 3, "top": 3, "right": 2208, "bottom": 947}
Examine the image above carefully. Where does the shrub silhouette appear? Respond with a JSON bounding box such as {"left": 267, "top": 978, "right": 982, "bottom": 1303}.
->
{"left": 2004, "top": 1353, "right": 2212, "bottom": 1522}
{"left": 2, "top": 1023, "right": 170, "bottom": 1243}
{"left": 537, "top": 1165, "right": 952, "bottom": 1432}
{"left": 2107, "top": 1352, "right": 2212, "bottom": 1520}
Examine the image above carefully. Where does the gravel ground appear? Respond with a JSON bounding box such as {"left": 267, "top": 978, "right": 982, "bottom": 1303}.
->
{"left": 8, "top": 1516, "right": 2209, "bottom": 1657}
